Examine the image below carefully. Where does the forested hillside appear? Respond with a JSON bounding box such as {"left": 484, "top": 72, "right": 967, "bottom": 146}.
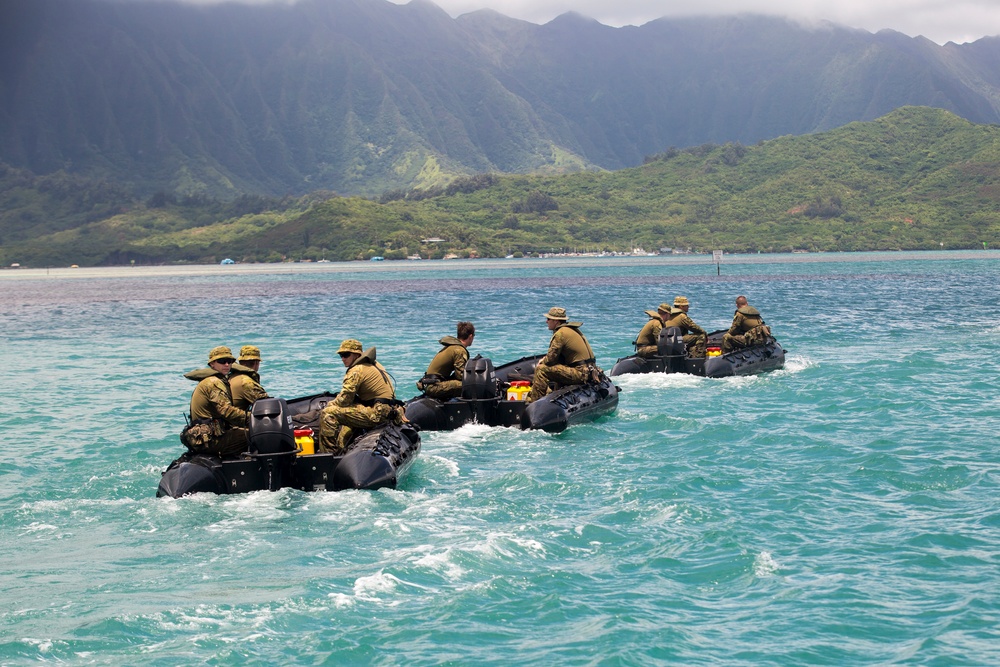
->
{"left": 2, "top": 108, "right": 998, "bottom": 266}
{"left": 2, "top": 0, "right": 1000, "bottom": 198}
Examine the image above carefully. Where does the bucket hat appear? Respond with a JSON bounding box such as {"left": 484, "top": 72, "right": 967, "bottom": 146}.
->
{"left": 208, "top": 346, "right": 236, "bottom": 364}
{"left": 238, "top": 345, "right": 261, "bottom": 361}
{"left": 337, "top": 339, "right": 364, "bottom": 355}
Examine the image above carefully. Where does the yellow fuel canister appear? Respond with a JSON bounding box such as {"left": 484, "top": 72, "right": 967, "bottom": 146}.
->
{"left": 294, "top": 428, "right": 315, "bottom": 456}
{"left": 706, "top": 347, "right": 722, "bottom": 357}
{"left": 506, "top": 380, "right": 531, "bottom": 400}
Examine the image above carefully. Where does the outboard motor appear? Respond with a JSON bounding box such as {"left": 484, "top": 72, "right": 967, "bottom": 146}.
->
{"left": 658, "top": 327, "right": 687, "bottom": 372}
{"left": 247, "top": 397, "right": 297, "bottom": 491}
{"left": 462, "top": 355, "right": 498, "bottom": 400}
{"left": 248, "top": 398, "right": 296, "bottom": 456}
{"left": 461, "top": 355, "right": 499, "bottom": 424}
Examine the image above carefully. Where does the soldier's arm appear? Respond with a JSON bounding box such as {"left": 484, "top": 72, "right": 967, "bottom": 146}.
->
{"left": 541, "top": 330, "right": 564, "bottom": 366}
{"left": 453, "top": 349, "right": 468, "bottom": 377}
{"left": 208, "top": 385, "right": 248, "bottom": 426}
{"left": 727, "top": 314, "right": 742, "bottom": 336}
{"left": 333, "top": 369, "right": 359, "bottom": 407}
{"left": 648, "top": 320, "right": 663, "bottom": 343}
{"left": 247, "top": 381, "right": 269, "bottom": 405}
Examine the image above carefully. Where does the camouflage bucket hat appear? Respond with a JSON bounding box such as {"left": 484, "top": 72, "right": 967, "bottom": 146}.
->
{"left": 238, "top": 345, "right": 261, "bottom": 361}
{"left": 208, "top": 345, "right": 236, "bottom": 364}
{"left": 673, "top": 296, "right": 690, "bottom": 307}
{"left": 658, "top": 303, "right": 672, "bottom": 313}
{"left": 337, "top": 339, "right": 364, "bottom": 355}
{"left": 543, "top": 306, "right": 568, "bottom": 321}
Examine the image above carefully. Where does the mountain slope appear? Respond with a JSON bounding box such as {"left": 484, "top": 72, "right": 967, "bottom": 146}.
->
{"left": 2, "top": 0, "right": 1000, "bottom": 198}
{"left": 3, "top": 107, "right": 998, "bottom": 266}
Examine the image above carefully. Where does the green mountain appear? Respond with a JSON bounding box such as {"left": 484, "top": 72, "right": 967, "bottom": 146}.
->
{"left": 3, "top": 107, "right": 998, "bottom": 266}
{"left": 2, "top": 0, "right": 1000, "bottom": 198}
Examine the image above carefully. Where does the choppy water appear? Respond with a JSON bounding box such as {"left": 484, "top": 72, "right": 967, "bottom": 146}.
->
{"left": 1, "top": 252, "right": 998, "bottom": 665}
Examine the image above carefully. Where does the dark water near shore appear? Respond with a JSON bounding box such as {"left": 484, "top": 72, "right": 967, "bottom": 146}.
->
{"left": 1, "top": 252, "right": 998, "bottom": 665}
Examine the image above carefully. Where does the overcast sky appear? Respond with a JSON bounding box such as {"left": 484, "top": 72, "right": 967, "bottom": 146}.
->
{"left": 388, "top": 0, "right": 999, "bottom": 45}
{"left": 139, "top": 0, "right": 1000, "bottom": 45}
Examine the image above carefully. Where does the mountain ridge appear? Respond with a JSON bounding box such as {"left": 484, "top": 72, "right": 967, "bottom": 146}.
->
{"left": 2, "top": 0, "right": 1000, "bottom": 198}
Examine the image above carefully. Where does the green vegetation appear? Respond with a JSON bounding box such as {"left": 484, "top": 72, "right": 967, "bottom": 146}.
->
{"left": 2, "top": 107, "right": 999, "bottom": 266}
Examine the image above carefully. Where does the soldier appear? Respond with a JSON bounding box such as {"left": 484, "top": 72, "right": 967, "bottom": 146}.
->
{"left": 230, "top": 345, "right": 269, "bottom": 410}
{"left": 526, "top": 307, "right": 603, "bottom": 403}
{"left": 417, "top": 321, "right": 475, "bottom": 400}
{"left": 662, "top": 296, "right": 708, "bottom": 357}
{"left": 722, "top": 295, "right": 772, "bottom": 352}
{"left": 318, "top": 339, "right": 403, "bottom": 455}
{"left": 633, "top": 303, "right": 671, "bottom": 357}
{"left": 180, "top": 346, "right": 248, "bottom": 457}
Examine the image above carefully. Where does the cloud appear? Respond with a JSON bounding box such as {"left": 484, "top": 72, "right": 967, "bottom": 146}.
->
{"left": 392, "top": 0, "right": 1000, "bottom": 44}
{"left": 109, "top": 0, "right": 1000, "bottom": 45}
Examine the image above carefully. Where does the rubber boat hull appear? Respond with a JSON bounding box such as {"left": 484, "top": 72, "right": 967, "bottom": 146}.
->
{"left": 611, "top": 328, "right": 785, "bottom": 378}
{"left": 157, "top": 394, "right": 421, "bottom": 498}
{"left": 405, "top": 354, "right": 620, "bottom": 433}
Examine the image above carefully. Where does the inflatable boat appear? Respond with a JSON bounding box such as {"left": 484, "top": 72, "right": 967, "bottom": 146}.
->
{"left": 157, "top": 393, "right": 421, "bottom": 498}
{"left": 405, "top": 354, "right": 620, "bottom": 433}
{"left": 610, "top": 327, "right": 785, "bottom": 378}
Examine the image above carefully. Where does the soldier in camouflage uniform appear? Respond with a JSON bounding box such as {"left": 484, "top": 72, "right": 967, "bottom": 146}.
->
{"left": 318, "top": 339, "right": 403, "bottom": 455}
{"left": 526, "top": 307, "right": 603, "bottom": 403}
{"left": 634, "top": 303, "right": 671, "bottom": 357}
{"left": 181, "top": 346, "right": 249, "bottom": 457}
{"left": 230, "top": 345, "right": 269, "bottom": 410}
{"left": 661, "top": 296, "right": 708, "bottom": 357}
{"left": 722, "top": 295, "right": 772, "bottom": 352}
{"left": 417, "top": 321, "right": 475, "bottom": 399}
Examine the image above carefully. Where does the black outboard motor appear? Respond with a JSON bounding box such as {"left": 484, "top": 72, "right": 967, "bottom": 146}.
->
{"left": 247, "top": 397, "right": 297, "bottom": 491}
{"left": 462, "top": 355, "right": 499, "bottom": 424}
{"left": 248, "top": 398, "right": 296, "bottom": 456}
{"left": 658, "top": 326, "right": 687, "bottom": 372}
{"left": 462, "top": 355, "right": 498, "bottom": 399}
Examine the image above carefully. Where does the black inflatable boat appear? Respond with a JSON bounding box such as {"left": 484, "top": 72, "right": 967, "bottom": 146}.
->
{"left": 157, "top": 394, "right": 421, "bottom": 498}
{"left": 610, "top": 327, "right": 785, "bottom": 378}
{"left": 405, "top": 354, "right": 620, "bottom": 433}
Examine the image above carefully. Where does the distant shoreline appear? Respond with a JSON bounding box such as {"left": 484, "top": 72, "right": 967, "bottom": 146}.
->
{"left": 0, "top": 249, "right": 996, "bottom": 281}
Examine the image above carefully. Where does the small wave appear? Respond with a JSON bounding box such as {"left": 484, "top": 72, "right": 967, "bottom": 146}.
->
{"left": 423, "top": 454, "right": 461, "bottom": 478}
{"left": 18, "top": 638, "right": 54, "bottom": 653}
{"left": 413, "top": 547, "right": 466, "bottom": 580}
{"left": 613, "top": 373, "right": 705, "bottom": 391}
{"left": 23, "top": 521, "right": 59, "bottom": 533}
{"left": 753, "top": 550, "right": 779, "bottom": 577}
{"left": 776, "top": 354, "right": 816, "bottom": 374}
{"left": 330, "top": 570, "right": 428, "bottom": 608}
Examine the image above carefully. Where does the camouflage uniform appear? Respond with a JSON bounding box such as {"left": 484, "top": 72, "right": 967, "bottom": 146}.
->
{"left": 230, "top": 365, "right": 268, "bottom": 410}
{"left": 418, "top": 336, "right": 470, "bottom": 400}
{"left": 182, "top": 358, "right": 249, "bottom": 457}
{"left": 662, "top": 309, "right": 708, "bottom": 357}
{"left": 527, "top": 309, "right": 602, "bottom": 403}
{"left": 722, "top": 305, "right": 771, "bottom": 352}
{"left": 319, "top": 343, "right": 400, "bottom": 455}
{"left": 634, "top": 309, "right": 665, "bottom": 357}
{"left": 229, "top": 345, "right": 269, "bottom": 410}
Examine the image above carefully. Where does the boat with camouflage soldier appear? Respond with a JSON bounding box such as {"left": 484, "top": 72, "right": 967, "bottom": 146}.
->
{"left": 405, "top": 353, "right": 620, "bottom": 433}
{"left": 157, "top": 393, "right": 421, "bottom": 498}
{"left": 610, "top": 326, "right": 785, "bottom": 378}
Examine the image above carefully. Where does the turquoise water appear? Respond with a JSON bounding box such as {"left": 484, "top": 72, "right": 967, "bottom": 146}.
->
{"left": 1, "top": 252, "right": 998, "bottom": 665}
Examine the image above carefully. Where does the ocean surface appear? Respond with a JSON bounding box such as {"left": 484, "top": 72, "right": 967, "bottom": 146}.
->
{"left": 1, "top": 251, "right": 998, "bottom": 665}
